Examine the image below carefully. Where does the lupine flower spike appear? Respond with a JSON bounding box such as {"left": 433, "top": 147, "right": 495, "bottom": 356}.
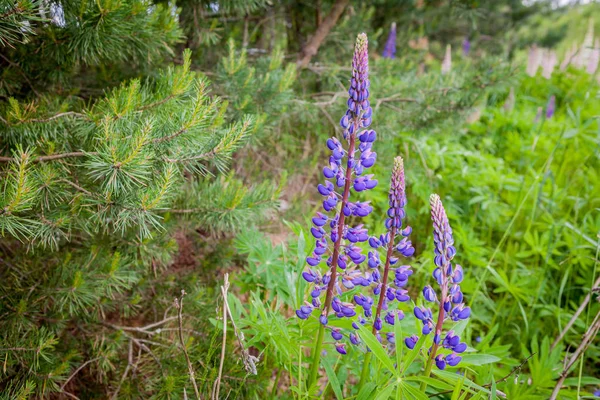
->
{"left": 545, "top": 95, "right": 556, "bottom": 119}
{"left": 419, "top": 195, "right": 470, "bottom": 389}
{"left": 382, "top": 23, "right": 397, "bottom": 59}
{"left": 441, "top": 44, "right": 452, "bottom": 75}
{"left": 358, "top": 156, "right": 415, "bottom": 387}
{"left": 301, "top": 33, "right": 379, "bottom": 388}
{"left": 462, "top": 37, "right": 470, "bottom": 57}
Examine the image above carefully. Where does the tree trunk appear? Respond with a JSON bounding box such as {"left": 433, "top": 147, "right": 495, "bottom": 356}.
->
{"left": 296, "top": 0, "right": 349, "bottom": 69}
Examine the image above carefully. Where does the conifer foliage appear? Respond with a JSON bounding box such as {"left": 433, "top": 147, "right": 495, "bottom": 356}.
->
{"left": 0, "top": 1, "right": 281, "bottom": 398}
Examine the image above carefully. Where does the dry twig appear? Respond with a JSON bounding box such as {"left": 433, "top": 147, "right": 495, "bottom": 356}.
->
{"left": 550, "top": 310, "right": 600, "bottom": 400}
{"left": 175, "top": 290, "right": 201, "bottom": 400}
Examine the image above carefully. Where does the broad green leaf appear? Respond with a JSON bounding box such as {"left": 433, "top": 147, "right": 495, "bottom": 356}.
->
{"left": 357, "top": 324, "right": 396, "bottom": 374}
{"left": 322, "top": 357, "right": 343, "bottom": 400}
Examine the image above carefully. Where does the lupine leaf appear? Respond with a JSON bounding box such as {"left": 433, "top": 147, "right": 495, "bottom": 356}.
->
{"left": 433, "top": 370, "right": 492, "bottom": 395}
{"left": 401, "top": 381, "right": 429, "bottom": 400}
{"left": 322, "top": 357, "right": 343, "bottom": 400}
{"left": 400, "top": 335, "right": 426, "bottom": 376}
{"left": 356, "top": 382, "right": 377, "bottom": 400}
{"left": 460, "top": 354, "right": 501, "bottom": 366}
{"left": 373, "top": 383, "right": 397, "bottom": 400}
{"left": 357, "top": 324, "right": 396, "bottom": 374}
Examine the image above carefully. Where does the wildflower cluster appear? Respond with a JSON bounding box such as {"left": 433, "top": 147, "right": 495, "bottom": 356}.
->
{"left": 300, "top": 33, "right": 471, "bottom": 389}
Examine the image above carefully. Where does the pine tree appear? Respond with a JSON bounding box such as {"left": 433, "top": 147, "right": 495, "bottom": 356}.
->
{"left": 0, "top": 1, "right": 283, "bottom": 397}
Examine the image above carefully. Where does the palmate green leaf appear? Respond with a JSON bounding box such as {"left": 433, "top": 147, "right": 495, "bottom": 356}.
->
{"left": 400, "top": 335, "right": 426, "bottom": 376}
{"left": 356, "top": 382, "right": 377, "bottom": 400}
{"left": 432, "top": 370, "right": 492, "bottom": 395}
{"left": 460, "top": 354, "right": 501, "bottom": 366}
{"left": 406, "top": 376, "right": 453, "bottom": 392}
{"left": 323, "top": 357, "right": 344, "bottom": 400}
{"left": 450, "top": 375, "right": 464, "bottom": 400}
{"left": 357, "top": 324, "right": 396, "bottom": 374}
{"left": 373, "top": 383, "right": 397, "bottom": 400}
{"left": 400, "top": 381, "right": 428, "bottom": 400}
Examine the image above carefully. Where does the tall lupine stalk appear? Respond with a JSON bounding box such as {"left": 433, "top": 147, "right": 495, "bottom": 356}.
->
{"left": 299, "top": 33, "right": 379, "bottom": 388}
{"left": 382, "top": 23, "right": 397, "bottom": 59}
{"left": 358, "top": 156, "right": 414, "bottom": 387}
{"left": 417, "top": 195, "right": 470, "bottom": 390}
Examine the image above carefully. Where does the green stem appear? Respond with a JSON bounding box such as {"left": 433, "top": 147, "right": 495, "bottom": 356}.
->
{"left": 358, "top": 351, "right": 373, "bottom": 388}
{"left": 308, "top": 323, "right": 326, "bottom": 389}
{"left": 420, "top": 356, "right": 435, "bottom": 391}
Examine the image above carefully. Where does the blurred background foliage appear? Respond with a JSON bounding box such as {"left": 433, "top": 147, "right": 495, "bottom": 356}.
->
{"left": 0, "top": 0, "right": 599, "bottom": 398}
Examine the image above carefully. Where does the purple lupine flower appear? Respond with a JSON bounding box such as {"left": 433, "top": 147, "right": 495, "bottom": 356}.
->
{"left": 298, "top": 34, "right": 378, "bottom": 357}
{"left": 382, "top": 22, "right": 397, "bottom": 59}
{"left": 545, "top": 95, "right": 556, "bottom": 119}
{"left": 363, "top": 157, "right": 414, "bottom": 343}
{"left": 417, "top": 194, "right": 470, "bottom": 370}
{"left": 462, "top": 37, "right": 470, "bottom": 56}
{"left": 404, "top": 335, "right": 419, "bottom": 350}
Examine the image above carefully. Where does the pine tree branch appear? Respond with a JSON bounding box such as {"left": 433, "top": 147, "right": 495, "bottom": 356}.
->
{"left": 0, "top": 152, "right": 97, "bottom": 163}
{"left": 137, "top": 95, "right": 176, "bottom": 112}
{"left": 164, "top": 150, "right": 215, "bottom": 163}
{"left": 0, "top": 53, "right": 39, "bottom": 96}
{"left": 152, "top": 127, "right": 188, "bottom": 144}
{"left": 58, "top": 179, "right": 93, "bottom": 196}
{"left": 60, "top": 357, "right": 103, "bottom": 391}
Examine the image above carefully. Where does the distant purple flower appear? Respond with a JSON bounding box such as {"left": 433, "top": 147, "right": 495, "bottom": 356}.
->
{"left": 462, "top": 37, "right": 470, "bottom": 56}
{"left": 382, "top": 22, "right": 397, "bottom": 59}
{"left": 593, "top": 388, "right": 600, "bottom": 397}
{"left": 297, "top": 33, "right": 378, "bottom": 356}
{"left": 545, "top": 95, "right": 556, "bottom": 119}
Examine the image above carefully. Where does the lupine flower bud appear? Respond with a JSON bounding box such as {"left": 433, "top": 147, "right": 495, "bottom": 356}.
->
{"left": 423, "top": 285, "right": 437, "bottom": 302}
{"left": 405, "top": 335, "right": 419, "bottom": 350}
{"left": 435, "top": 354, "right": 446, "bottom": 370}
{"left": 335, "top": 343, "right": 347, "bottom": 355}
{"left": 382, "top": 22, "right": 397, "bottom": 59}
